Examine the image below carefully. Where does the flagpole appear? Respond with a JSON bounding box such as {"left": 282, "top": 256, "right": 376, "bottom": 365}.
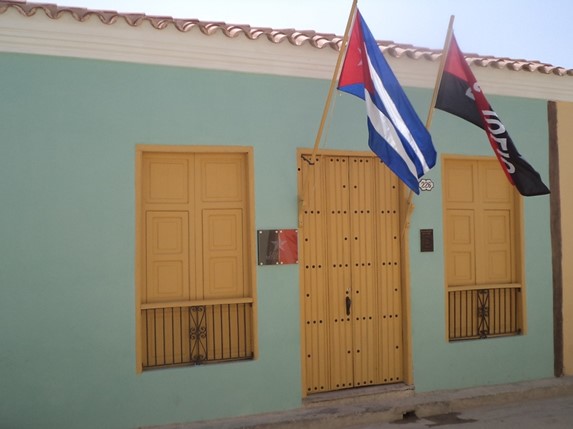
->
{"left": 401, "top": 15, "right": 455, "bottom": 238}
{"left": 401, "top": 189, "right": 414, "bottom": 239}
{"left": 426, "top": 15, "right": 455, "bottom": 129}
{"left": 308, "top": 0, "right": 358, "bottom": 162}
{"left": 299, "top": 0, "right": 358, "bottom": 226}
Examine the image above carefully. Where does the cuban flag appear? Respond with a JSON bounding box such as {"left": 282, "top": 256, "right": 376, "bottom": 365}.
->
{"left": 338, "top": 10, "right": 436, "bottom": 194}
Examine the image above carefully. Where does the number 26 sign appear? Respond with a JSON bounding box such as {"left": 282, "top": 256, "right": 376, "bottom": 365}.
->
{"left": 419, "top": 179, "right": 434, "bottom": 192}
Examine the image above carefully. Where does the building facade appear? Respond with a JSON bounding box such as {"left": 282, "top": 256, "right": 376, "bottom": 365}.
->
{"left": 1, "top": 2, "right": 573, "bottom": 428}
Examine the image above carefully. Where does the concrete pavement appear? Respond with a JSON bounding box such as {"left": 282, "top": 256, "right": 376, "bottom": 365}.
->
{"left": 347, "top": 394, "right": 573, "bottom": 428}
{"left": 143, "top": 376, "right": 573, "bottom": 429}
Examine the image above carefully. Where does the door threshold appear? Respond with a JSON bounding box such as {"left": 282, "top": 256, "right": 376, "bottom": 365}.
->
{"left": 303, "top": 383, "right": 414, "bottom": 407}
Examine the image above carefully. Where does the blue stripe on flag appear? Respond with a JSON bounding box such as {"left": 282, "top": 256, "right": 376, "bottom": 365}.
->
{"left": 338, "top": 11, "right": 436, "bottom": 194}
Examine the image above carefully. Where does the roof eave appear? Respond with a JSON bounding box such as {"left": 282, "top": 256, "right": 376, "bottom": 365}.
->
{"left": 1, "top": 1, "right": 573, "bottom": 102}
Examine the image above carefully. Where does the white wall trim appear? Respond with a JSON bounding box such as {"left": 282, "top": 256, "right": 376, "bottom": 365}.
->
{"left": 2, "top": 8, "right": 573, "bottom": 102}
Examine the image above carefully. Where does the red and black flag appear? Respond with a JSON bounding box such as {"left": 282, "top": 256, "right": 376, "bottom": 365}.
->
{"left": 435, "top": 34, "right": 549, "bottom": 196}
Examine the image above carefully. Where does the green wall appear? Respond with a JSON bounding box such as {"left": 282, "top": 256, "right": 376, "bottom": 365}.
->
{"left": 0, "top": 52, "right": 553, "bottom": 428}
{"left": 409, "top": 98, "right": 553, "bottom": 391}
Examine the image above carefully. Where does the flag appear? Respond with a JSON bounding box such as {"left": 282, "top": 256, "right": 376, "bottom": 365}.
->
{"left": 338, "top": 10, "right": 436, "bottom": 194}
{"left": 435, "top": 34, "right": 549, "bottom": 196}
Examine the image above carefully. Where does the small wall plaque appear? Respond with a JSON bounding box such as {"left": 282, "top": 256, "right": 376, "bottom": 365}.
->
{"left": 419, "top": 179, "right": 434, "bottom": 191}
{"left": 420, "top": 229, "right": 434, "bottom": 252}
{"left": 257, "top": 229, "right": 298, "bottom": 265}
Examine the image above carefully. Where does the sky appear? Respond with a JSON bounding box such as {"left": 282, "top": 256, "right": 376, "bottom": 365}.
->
{"left": 56, "top": 0, "right": 573, "bottom": 70}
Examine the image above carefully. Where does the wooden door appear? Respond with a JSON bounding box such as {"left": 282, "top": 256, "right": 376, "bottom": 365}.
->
{"left": 139, "top": 150, "right": 253, "bottom": 368}
{"left": 299, "top": 152, "right": 404, "bottom": 394}
{"left": 444, "top": 157, "right": 522, "bottom": 340}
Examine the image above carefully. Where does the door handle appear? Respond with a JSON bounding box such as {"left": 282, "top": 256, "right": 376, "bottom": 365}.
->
{"left": 345, "top": 296, "right": 352, "bottom": 316}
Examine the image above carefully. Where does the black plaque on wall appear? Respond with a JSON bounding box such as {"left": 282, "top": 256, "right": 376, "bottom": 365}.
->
{"left": 420, "top": 229, "right": 434, "bottom": 252}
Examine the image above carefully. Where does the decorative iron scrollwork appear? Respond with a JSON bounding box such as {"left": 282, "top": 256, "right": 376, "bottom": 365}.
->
{"left": 477, "top": 289, "right": 490, "bottom": 338}
{"left": 190, "top": 306, "right": 207, "bottom": 364}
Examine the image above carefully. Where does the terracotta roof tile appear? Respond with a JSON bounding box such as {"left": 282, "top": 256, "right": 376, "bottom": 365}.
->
{"left": 1, "top": 0, "right": 572, "bottom": 77}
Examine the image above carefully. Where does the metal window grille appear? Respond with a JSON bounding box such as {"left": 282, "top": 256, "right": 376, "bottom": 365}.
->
{"left": 448, "top": 286, "right": 522, "bottom": 341}
{"left": 142, "top": 302, "right": 254, "bottom": 369}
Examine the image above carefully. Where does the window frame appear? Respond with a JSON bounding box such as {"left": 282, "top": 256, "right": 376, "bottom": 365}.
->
{"left": 441, "top": 154, "right": 526, "bottom": 341}
{"left": 134, "top": 145, "right": 257, "bottom": 372}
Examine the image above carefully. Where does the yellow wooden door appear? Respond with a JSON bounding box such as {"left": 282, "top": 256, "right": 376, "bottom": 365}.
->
{"left": 196, "top": 154, "right": 249, "bottom": 300}
{"left": 139, "top": 150, "right": 253, "bottom": 368}
{"left": 444, "top": 158, "right": 516, "bottom": 287}
{"left": 142, "top": 154, "right": 194, "bottom": 303}
{"left": 299, "top": 152, "right": 404, "bottom": 394}
{"left": 444, "top": 157, "right": 522, "bottom": 340}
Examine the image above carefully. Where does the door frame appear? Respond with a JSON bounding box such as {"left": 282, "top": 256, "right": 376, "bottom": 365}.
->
{"left": 296, "top": 148, "right": 414, "bottom": 396}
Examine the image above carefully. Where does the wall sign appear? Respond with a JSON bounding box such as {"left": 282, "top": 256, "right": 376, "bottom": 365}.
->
{"left": 257, "top": 229, "right": 298, "bottom": 265}
{"left": 419, "top": 178, "right": 434, "bottom": 191}
{"left": 420, "top": 229, "right": 434, "bottom": 252}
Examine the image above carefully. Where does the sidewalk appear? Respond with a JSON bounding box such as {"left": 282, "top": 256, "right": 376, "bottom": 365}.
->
{"left": 145, "top": 376, "right": 573, "bottom": 429}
